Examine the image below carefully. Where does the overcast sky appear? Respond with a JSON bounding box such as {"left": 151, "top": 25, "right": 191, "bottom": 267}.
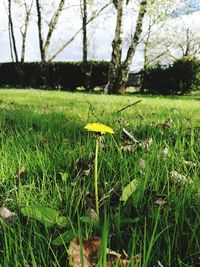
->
{"left": 0, "top": 0, "right": 199, "bottom": 71}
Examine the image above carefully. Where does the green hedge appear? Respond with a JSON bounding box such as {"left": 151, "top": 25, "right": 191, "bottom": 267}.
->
{"left": 0, "top": 61, "right": 109, "bottom": 91}
{"left": 141, "top": 57, "right": 200, "bottom": 95}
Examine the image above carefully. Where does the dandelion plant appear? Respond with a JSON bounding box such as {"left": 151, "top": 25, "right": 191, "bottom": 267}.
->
{"left": 84, "top": 123, "right": 114, "bottom": 218}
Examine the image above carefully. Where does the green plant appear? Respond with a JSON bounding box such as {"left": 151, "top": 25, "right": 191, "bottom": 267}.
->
{"left": 84, "top": 123, "right": 114, "bottom": 218}
{"left": 141, "top": 57, "right": 200, "bottom": 95}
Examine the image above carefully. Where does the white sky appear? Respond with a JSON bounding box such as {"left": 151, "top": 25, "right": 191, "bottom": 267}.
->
{"left": 0, "top": 0, "right": 199, "bottom": 71}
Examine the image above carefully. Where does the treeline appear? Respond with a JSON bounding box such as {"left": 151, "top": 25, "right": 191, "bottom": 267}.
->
{"left": 0, "top": 61, "right": 109, "bottom": 91}
{"left": 141, "top": 57, "right": 200, "bottom": 95}
{"left": 3, "top": 0, "right": 193, "bottom": 94}
{"left": 1, "top": 57, "right": 199, "bottom": 94}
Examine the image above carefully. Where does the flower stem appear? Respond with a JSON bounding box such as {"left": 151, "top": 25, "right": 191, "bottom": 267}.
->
{"left": 94, "top": 136, "right": 99, "bottom": 218}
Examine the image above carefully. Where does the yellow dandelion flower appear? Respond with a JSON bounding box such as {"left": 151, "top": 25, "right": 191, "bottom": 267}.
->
{"left": 84, "top": 123, "right": 114, "bottom": 134}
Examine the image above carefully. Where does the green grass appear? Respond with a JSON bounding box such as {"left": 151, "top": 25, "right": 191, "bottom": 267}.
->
{"left": 0, "top": 89, "right": 199, "bottom": 267}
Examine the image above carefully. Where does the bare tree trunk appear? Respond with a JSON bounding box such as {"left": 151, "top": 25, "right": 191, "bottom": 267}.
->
{"left": 8, "top": 22, "right": 14, "bottom": 62}
{"left": 143, "top": 19, "right": 152, "bottom": 69}
{"left": 8, "top": 0, "right": 18, "bottom": 62}
{"left": 81, "top": 0, "right": 88, "bottom": 62}
{"left": 107, "top": 0, "right": 147, "bottom": 94}
{"left": 35, "top": 0, "right": 45, "bottom": 61}
{"left": 21, "top": 1, "right": 33, "bottom": 63}
{"left": 36, "top": 0, "right": 66, "bottom": 62}
{"left": 184, "top": 28, "right": 190, "bottom": 57}
{"left": 43, "top": 0, "right": 65, "bottom": 59}
{"left": 104, "top": 0, "right": 126, "bottom": 94}
{"left": 80, "top": 0, "right": 91, "bottom": 90}
{"left": 119, "top": 0, "right": 147, "bottom": 90}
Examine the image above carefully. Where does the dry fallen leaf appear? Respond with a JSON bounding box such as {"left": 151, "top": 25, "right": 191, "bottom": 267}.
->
{"left": 155, "top": 118, "right": 174, "bottom": 129}
{"left": 139, "top": 159, "right": 146, "bottom": 171}
{"left": 86, "top": 191, "right": 95, "bottom": 207}
{"left": 14, "top": 166, "right": 26, "bottom": 180}
{"left": 139, "top": 138, "right": 153, "bottom": 149}
{"left": 121, "top": 144, "right": 133, "bottom": 153}
{"left": 82, "top": 167, "right": 91, "bottom": 177}
{"left": 75, "top": 152, "right": 96, "bottom": 179}
{"left": 86, "top": 208, "right": 99, "bottom": 220}
{"left": 67, "top": 237, "right": 141, "bottom": 267}
{"left": 131, "top": 254, "right": 142, "bottom": 264}
{"left": 106, "top": 248, "right": 122, "bottom": 259}
{"left": 88, "top": 152, "right": 95, "bottom": 162}
{"left": 154, "top": 198, "right": 168, "bottom": 206}
{"left": 0, "top": 206, "right": 15, "bottom": 220}
{"left": 183, "top": 160, "right": 197, "bottom": 168}
{"left": 163, "top": 118, "right": 174, "bottom": 128}
{"left": 106, "top": 249, "right": 141, "bottom": 267}
{"left": 106, "top": 258, "right": 130, "bottom": 266}
{"left": 170, "top": 171, "right": 192, "bottom": 184}
{"left": 67, "top": 237, "right": 101, "bottom": 267}
{"left": 162, "top": 147, "right": 169, "bottom": 157}
{"left": 76, "top": 159, "right": 92, "bottom": 179}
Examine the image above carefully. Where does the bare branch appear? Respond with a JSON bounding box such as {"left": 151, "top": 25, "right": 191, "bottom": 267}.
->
{"left": 21, "top": 0, "right": 33, "bottom": 63}
{"left": 36, "top": 0, "right": 45, "bottom": 61}
{"left": 49, "top": 1, "right": 112, "bottom": 61}
{"left": 8, "top": 0, "right": 18, "bottom": 62}
{"left": 43, "top": 0, "right": 66, "bottom": 58}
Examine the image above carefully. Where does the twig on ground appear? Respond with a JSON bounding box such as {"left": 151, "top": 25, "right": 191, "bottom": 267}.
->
{"left": 122, "top": 128, "right": 139, "bottom": 143}
{"left": 116, "top": 100, "right": 142, "bottom": 113}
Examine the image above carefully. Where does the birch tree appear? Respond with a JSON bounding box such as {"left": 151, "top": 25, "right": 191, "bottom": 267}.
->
{"left": 177, "top": 27, "right": 200, "bottom": 58}
{"left": 141, "top": 0, "right": 185, "bottom": 68}
{"left": 8, "top": 0, "right": 19, "bottom": 62}
{"left": 20, "top": 1, "right": 33, "bottom": 63}
{"left": 104, "top": 0, "right": 127, "bottom": 94}
{"left": 145, "top": 23, "right": 200, "bottom": 66}
{"left": 6, "top": 0, "right": 33, "bottom": 63}
{"left": 80, "top": 0, "right": 93, "bottom": 90}
{"left": 35, "top": 0, "right": 66, "bottom": 62}
{"left": 105, "top": 0, "right": 147, "bottom": 94}
{"left": 105, "top": 0, "right": 185, "bottom": 94}
{"left": 80, "top": 0, "right": 88, "bottom": 62}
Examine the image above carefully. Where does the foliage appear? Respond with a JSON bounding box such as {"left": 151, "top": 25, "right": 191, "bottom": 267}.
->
{"left": 141, "top": 57, "right": 200, "bottom": 95}
{"left": 146, "top": 0, "right": 184, "bottom": 19}
{"left": 0, "top": 61, "right": 109, "bottom": 91}
{"left": 21, "top": 205, "right": 69, "bottom": 227}
{"left": 120, "top": 179, "right": 138, "bottom": 203}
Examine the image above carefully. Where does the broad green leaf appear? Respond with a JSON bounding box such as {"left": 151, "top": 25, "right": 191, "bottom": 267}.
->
{"left": 21, "top": 205, "right": 68, "bottom": 228}
{"left": 120, "top": 179, "right": 138, "bottom": 203}
{"left": 56, "top": 216, "right": 70, "bottom": 227}
{"left": 52, "top": 230, "right": 75, "bottom": 246}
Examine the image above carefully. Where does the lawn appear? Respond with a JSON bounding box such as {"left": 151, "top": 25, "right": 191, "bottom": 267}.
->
{"left": 0, "top": 89, "right": 199, "bottom": 267}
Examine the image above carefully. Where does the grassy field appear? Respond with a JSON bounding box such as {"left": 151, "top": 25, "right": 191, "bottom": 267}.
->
{"left": 0, "top": 89, "right": 199, "bottom": 267}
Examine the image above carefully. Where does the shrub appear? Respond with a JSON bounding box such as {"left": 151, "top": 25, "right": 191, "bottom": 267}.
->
{"left": 141, "top": 57, "right": 200, "bottom": 95}
{"left": 0, "top": 61, "right": 110, "bottom": 91}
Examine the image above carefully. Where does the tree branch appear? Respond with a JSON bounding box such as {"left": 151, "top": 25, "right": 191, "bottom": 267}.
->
{"left": 49, "top": 1, "right": 112, "bottom": 61}
{"left": 43, "top": 0, "right": 65, "bottom": 58}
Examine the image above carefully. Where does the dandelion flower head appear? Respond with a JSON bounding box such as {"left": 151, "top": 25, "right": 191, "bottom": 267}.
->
{"left": 84, "top": 123, "right": 114, "bottom": 134}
